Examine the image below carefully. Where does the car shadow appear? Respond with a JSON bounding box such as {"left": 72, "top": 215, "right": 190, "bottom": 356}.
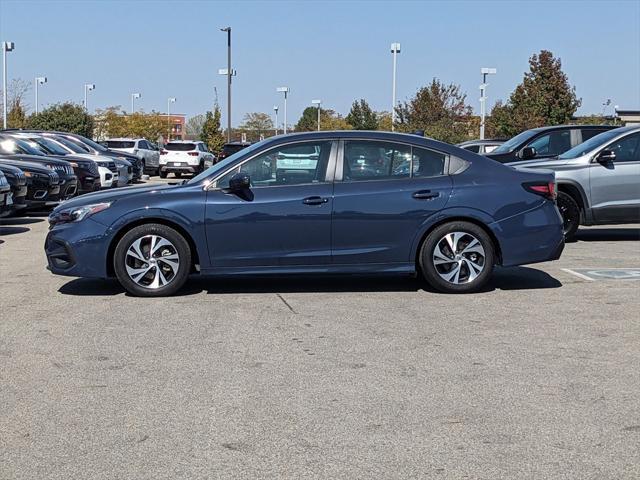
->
{"left": 57, "top": 266, "right": 561, "bottom": 297}
{"left": 574, "top": 227, "right": 640, "bottom": 242}
{"left": 0, "top": 226, "right": 30, "bottom": 236}
{"left": 0, "top": 217, "right": 45, "bottom": 226}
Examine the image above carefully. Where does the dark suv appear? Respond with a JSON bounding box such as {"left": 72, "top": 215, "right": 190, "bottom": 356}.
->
{"left": 485, "top": 125, "right": 618, "bottom": 164}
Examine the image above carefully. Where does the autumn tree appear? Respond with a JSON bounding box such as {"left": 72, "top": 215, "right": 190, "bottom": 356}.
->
{"left": 376, "top": 111, "right": 392, "bottom": 131}
{"left": 28, "top": 102, "right": 94, "bottom": 137}
{"left": 395, "top": 79, "right": 474, "bottom": 143}
{"left": 201, "top": 103, "right": 225, "bottom": 154}
{"left": 295, "top": 107, "right": 352, "bottom": 132}
{"left": 346, "top": 99, "right": 378, "bottom": 130}
{"left": 239, "top": 112, "right": 273, "bottom": 140}
{"left": 487, "top": 50, "right": 581, "bottom": 138}
{"left": 2, "top": 79, "right": 30, "bottom": 128}
{"left": 186, "top": 114, "right": 206, "bottom": 138}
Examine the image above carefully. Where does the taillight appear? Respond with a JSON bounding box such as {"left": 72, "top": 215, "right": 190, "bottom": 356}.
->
{"left": 160, "top": 149, "right": 168, "bottom": 155}
{"left": 188, "top": 152, "right": 199, "bottom": 156}
{"left": 523, "top": 181, "right": 557, "bottom": 201}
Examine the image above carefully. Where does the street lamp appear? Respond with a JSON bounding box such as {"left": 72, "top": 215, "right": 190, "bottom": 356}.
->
{"left": 220, "top": 27, "right": 232, "bottom": 142}
{"left": 273, "top": 105, "right": 279, "bottom": 135}
{"left": 2, "top": 41, "right": 15, "bottom": 129}
{"left": 167, "top": 97, "right": 176, "bottom": 140}
{"left": 390, "top": 42, "right": 400, "bottom": 131}
{"left": 131, "top": 92, "right": 141, "bottom": 114}
{"left": 84, "top": 83, "right": 95, "bottom": 112}
{"left": 479, "top": 67, "right": 497, "bottom": 140}
{"left": 277, "top": 87, "right": 290, "bottom": 134}
{"left": 312, "top": 99, "right": 321, "bottom": 131}
{"left": 34, "top": 76, "right": 47, "bottom": 115}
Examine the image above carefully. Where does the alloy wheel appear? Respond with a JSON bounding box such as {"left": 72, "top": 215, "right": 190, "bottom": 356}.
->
{"left": 124, "top": 235, "right": 180, "bottom": 289}
{"left": 432, "top": 231, "right": 486, "bottom": 285}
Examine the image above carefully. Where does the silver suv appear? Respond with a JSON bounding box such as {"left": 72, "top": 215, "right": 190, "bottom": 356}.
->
{"left": 512, "top": 126, "right": 640, "bottom": 239}
{"left": 104, "top": 138, "right": 160, "bottom": 176}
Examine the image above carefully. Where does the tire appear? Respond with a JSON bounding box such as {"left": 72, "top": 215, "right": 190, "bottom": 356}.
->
{"left": 159, "top": 170, "right": 167, "bottom": 179}
{"left": 419, "top": 221, "right": 495, "bottom": 294}
{"left": 113, "top": 223, "right": 191, "bottom": 297}
{"left": 174, "top": 172, "right": 182, "bottom": 179}
{"left": 556, "top": 191, "right": 580, "bottom": 241}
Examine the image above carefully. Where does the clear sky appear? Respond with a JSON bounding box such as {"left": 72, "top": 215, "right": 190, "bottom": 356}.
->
{"left": 1, "top": 0, "right": 638, "bottom": 127}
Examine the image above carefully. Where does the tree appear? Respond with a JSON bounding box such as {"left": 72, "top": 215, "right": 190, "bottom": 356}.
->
{"left": 395, "top": 78, "right": 474, "bottom": 143}
{"left": 294, "top": 107, "right": 352, "bottom": 132}
{"left": 346, "top": 99, "right": 378, "bottom": 130}
{"left": 186, "top": 114, "right": 206, "bottom": 138}
{"left": 376, "top": 111, "right": 392, "bottom": 131}
{"left": 201, "top": 103, "right": 225, "bottom": 153}
{"left": 239, "top": 112, "right": 273, "bottom": 139}
{"left": 28, "top": 102, "right": 94, "bottom": 137}
{"left": 487, "top": 50, "right": 581, "bottom": 138}
{"left": 2, "top": 79, "right": 30, "bottom": 128}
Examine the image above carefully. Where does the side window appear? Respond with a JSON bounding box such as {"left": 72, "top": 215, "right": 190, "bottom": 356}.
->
{"left": 138, "top": 140, "right": 147, "bottom": 149}
{"left": 412, "top": 147, "right": 446, "bottom": 177}
{"left": 607, "top": 133, "right": 640, "bottom": 162}
{"left": 484, "top": 144, "right": 500, "bottom": 153}
{"left": 343, "top": 141, "right": 411, "bottom": 181}
{"left": 527, "top": 130, "right": 572, "bottom": 156}
{"left": 216, "top": 141, "right": 332, "bottom": 188}
{"left": 464, "top": 145, "right": 480, "bottom": 153}
{"left": 581, "top": 129, "right": 607, "bottom": 142}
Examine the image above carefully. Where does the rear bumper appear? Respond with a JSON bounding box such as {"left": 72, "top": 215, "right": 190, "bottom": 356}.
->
{"left": 160, "top": 164, "right": 198, "bottom": 174}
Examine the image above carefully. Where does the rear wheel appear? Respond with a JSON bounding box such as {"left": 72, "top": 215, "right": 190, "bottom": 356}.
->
{"left": 159, "top": 170, "right": 167, "bottom": 179}
{"left": 420, "top": 221, "right": 495, "bottom": 293}
{"left": 113, "top": 223, "right": 191, "bottom": 297}
{"left": 174, "top": 172, "right": 182, "bottom": 179}
{"left": 557, "top": 191, "right": 580, "bottom": 241}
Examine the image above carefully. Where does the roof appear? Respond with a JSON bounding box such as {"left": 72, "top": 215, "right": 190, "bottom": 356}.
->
{"left": 106, "top": 137, "right": 145, "bottom": 141}
{"left": 457, "top": 139, "right": 506, "bottom": 146}
{"left": 166, "top": 139, "right": 204, "bottom": 143}
{"left": 529, "top": 124, "right": 618, "bottom": 132}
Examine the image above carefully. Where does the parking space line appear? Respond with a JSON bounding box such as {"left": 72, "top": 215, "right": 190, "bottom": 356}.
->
{"left": 561, "top": 268, "right": 595, "bottom": 281}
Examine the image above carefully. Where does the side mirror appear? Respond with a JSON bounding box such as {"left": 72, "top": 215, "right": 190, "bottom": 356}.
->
{"left": 228, "top": 172, "right": 250, "bottom": 191}
{"left": 596, "top": 149, "right": 616, "bottom": 163}
{"left": 520, "top": 146, "right": 537, "bottom": 160}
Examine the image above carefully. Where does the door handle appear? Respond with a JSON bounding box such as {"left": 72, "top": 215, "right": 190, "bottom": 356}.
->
{"left": 412, "top": 190, "right": 440, "bottom": 200}
{"left": 302, "top": 196, "right": 329, "bottom": 205}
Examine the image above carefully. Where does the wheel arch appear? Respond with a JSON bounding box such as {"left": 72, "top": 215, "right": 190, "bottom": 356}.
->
{"left": 557, "top": 180, "right": 588, "bottom": 212}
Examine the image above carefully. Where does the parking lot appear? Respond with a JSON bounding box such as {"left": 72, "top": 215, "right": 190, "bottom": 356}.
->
{"left": 1, "top": 190, "right": 639, "bottom": 479}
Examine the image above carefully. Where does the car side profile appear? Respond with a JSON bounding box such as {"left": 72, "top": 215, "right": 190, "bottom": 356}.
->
{"left": 159, "top": 140, "right": 215, "bottom": 178}
{"left": 511, "top": 126, "right": 640, "bottom": 239}
{"left": 46, "top": 131, "right": 564, "bottom": 297}
{"left": 104, "top": 138, "right": 160, "bottom": 176}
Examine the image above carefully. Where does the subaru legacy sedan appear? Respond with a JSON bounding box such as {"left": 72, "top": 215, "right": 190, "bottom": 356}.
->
{"left": 46, "top": 131, "right": 564, "bottom": 296}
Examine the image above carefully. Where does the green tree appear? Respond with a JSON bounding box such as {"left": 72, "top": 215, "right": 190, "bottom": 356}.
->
{"left": 376, "top": 111, "right": 392, "bottom": 131}
{"left": 201, "top": 103, "right": 225, "bottom": 154}
{"left": 28, "top": 102, "right": 94, "bottom": 137}
{"left": 295, "top": 107, "right": 352, "bottom": 132}
{"left": 395, "top": 78, "right": 474, "bottom": 143}
{"left": 487, "top": 50, "right": 581, "bottom": 138}
{"left": 346, "top": 99, "right": 378, "bottom": 130}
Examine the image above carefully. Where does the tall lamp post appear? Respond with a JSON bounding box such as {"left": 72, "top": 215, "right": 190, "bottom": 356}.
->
{"left": 84, "top": 83, "right": 95, "bottom": 112}
{"left": 167, "top": 97, "right": 176, "bottom": 141}
{"left": 131, "top": 92, "right": 141, "bottom": 113}
{"left": 35, "top": 76, "right": 47, "bottom": 115}
{"left": 2, "top": 41, "right": 15, "bottom": 129}
{"left": 273, "top": 105, "right": 279, "bottom": 135}
{"left": 220, "top": 27, "right": 232, "bottom": 142}
{"left": 277, "top": 87, "right": 289, "bottom": 134}
{"left": 479, "top": 67, "right": 496, "bottom": 140}
{"left": 390, "top": 42, "right": 400, "bottom": 132}
{"left": 312, "top": 99, "right": 321, "bottom": 131}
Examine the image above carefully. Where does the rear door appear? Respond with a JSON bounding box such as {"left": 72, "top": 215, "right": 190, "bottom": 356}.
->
{"left": 331, "top": 139, "right": 452, "bottom": 265}
{"left": 589, "top": 132, "right": 640, "bottom": 223}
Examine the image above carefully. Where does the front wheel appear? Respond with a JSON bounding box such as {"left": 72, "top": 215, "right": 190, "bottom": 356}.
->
{"left": 159, "top": 170, "right": 167, "bottom": 179}
{"left": 420, "top": 221, "right": 495, "bottom": 293}
{"left": 556, "top": 191, "right": 580, "bottom": 241}
{"left": 113, "top": 223, "right": 191, "bottom": 297}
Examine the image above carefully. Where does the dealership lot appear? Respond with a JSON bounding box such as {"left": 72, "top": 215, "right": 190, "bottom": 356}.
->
{"left": 1, "top": 205, "right": 639, "bottom": 479}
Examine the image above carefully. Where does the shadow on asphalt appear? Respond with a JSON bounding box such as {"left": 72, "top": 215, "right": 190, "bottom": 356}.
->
{"left": 0, "top": 217, "right": 45, "bottom": 226}
{"left": 58, "top": 266, "right": 561, "bottom": 297}
{"left": 574, "top": 228, "right": 640, "bottom": 242}
{"left": 0, "top": 226, "right": 30, "bottom": 236}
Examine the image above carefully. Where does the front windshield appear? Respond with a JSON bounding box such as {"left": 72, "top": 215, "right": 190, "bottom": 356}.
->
{"left": 188, "top": 139, "right": 267, "bottom": 185}
{"left": 491, "top": 129, "right": 538, "bottom": 153}
{"left": 30, "top": 137, "right": 69, "bottom": 155}
{"left": 76, "top": 135, "right": 109, "bottom": 152}
{"left": 0, "top": 137, "right": 45, "bottom": 156}
{"left": 558, "top": 128, "right": 623, "bottom": 159}
{"left": 53, "top": 135, "right": 87, "bottom": 153}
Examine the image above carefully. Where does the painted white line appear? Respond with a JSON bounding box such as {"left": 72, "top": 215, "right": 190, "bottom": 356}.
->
{"left": 561, "top": 268, "right": 595, "bottom": 281}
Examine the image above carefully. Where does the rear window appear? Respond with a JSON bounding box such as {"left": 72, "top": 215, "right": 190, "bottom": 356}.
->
{"left": 166, "top": 143, "right": 196, "bottom": 151}
{"left": 105, "top": 140, "right": 135, "bottom": 149}
{"left": 222, "top": 144, "right": 248, "bottom": 155}
{"left": 581, "top": 129, "right": 610, "bottom": 142}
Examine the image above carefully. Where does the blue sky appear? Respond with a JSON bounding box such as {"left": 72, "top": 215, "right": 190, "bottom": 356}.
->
{"left": 1, "top": 0, "right": 638, "bottom": 127}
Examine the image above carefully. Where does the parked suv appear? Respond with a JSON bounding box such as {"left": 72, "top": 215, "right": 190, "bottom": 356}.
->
{"left": 0, "top": 163, "right": 28, "bottom": 216}
{"left": 159, "top": 141, "right": 215, "bottom": 178}
{"left": 104, "top": 138, "right": 160, "bottom": 176}
{"left": 217, "top": 141, "right": 252, "bottom": 162}
{"left": 486, "top": 125, "right": 618, "bottom": 164}
{"left": 513, "top": 126, "right": 640, "bottom": 239}
{"left": 457, "top": 139, "right": 504, "bottom": 154}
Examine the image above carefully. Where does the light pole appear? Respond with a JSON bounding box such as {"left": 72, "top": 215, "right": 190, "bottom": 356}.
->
{"left": 220, "top": 27, "right": 232, "bottom": 142}
{"left": 277, "top": 87, "right": 289, "bottom": 134}
{"left": 35, "top": 76, "right": 47, "bottom": 115}
{"left": 2, "top": 41, "right": 15, "bottom": 129}
{"left": 131, "top": 92, "right": 141, "bottom": 113}
{"left": 479, "top": 67, "right": 496, "bottom": 140}
{"left": 312, "top": 99, "right": 321, "bottom": 131}
{"left": 167, "top": 97, "right": 176, "bottom": 141}
{"left": 84, "top": 83, "right": 95, "bottom": 112}
{"left": 390, "top": 42, "right": 400, "bottom": 131}
{"left": 273, "top": 105, "right": 279, "bottom": 135}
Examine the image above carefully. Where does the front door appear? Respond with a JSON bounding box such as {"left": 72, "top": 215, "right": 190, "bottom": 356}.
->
{"left": 205, "top": 140, "right": 336, "bottom": 267}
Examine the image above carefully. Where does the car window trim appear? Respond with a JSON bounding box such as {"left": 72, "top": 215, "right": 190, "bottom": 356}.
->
{"left": 589, "top": 131, "right": 640, "bottom": 164}
{"left": 206, "top": 139, "right": 339, "bottom": 191}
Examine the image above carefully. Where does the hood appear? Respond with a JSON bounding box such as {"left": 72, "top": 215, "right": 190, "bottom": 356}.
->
{"left": 507, "top": 158, "right": 570, "bottom": 169}
{"left": 0, "top": 158, "right": 56, "bottom": 173}
{"left": 0, "top": 154, "right": 70, "bottom": 167}
{"left": 53, "top": 182, "right": 175, "bottom": 211}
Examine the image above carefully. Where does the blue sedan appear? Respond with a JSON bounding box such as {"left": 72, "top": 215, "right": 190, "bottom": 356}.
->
{"left": 45, "top": 131, "right": 564, "bottom": 296}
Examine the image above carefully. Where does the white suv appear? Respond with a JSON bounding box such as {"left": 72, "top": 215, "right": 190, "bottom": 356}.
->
{"left": 104, "top": 138, "right": 160, "bottom": 176}
{"left": 159, "top": 141, "right": 215, "bottom": 178}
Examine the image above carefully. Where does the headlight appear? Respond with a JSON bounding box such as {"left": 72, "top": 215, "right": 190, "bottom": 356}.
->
{"left": 49, "top": 202, "right": 111, "bottom": 225}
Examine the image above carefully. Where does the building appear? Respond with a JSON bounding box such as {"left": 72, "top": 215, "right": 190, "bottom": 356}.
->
{"left": 615, "top": 109, "right": 640, "bottom": 126}
{"left": 159, "top": 113, "right": 186, "bottom": 142}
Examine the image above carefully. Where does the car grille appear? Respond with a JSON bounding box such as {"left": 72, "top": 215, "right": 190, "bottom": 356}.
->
{"left": 86, "top": 162, "right": 99, "bottom": 176}
{"left": 16, "top": 171, "right": 26, "bottom": 185}
{"left": 52, "top": 164, "right": 74, "bottom": 175}
{"left": 49, "top": 171, "right": 60, "bottom": 184}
